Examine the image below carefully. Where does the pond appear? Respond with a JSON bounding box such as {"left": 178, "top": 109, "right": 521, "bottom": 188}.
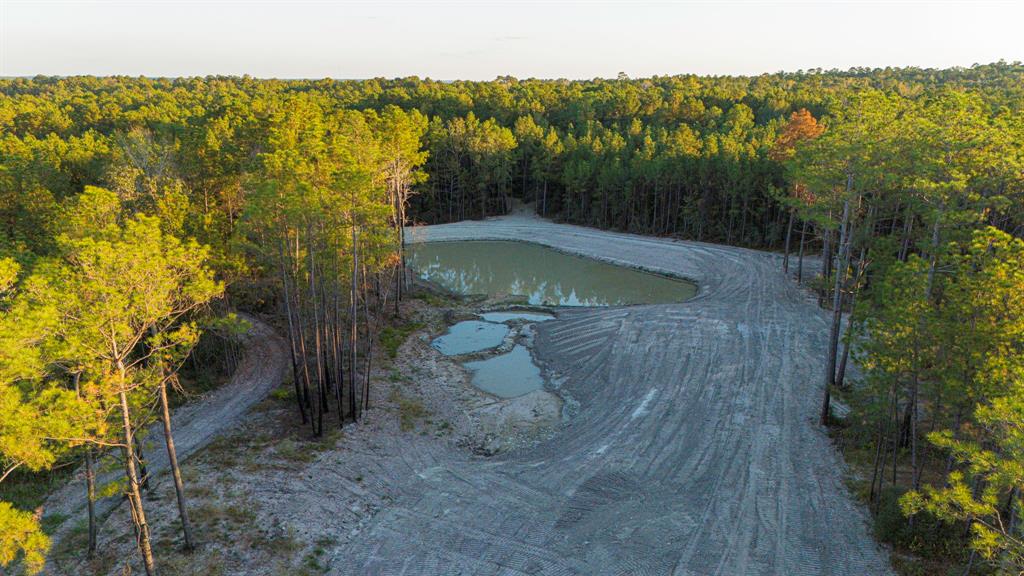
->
{"left": 407, "top": 240, "right": 696, "bottom": 306}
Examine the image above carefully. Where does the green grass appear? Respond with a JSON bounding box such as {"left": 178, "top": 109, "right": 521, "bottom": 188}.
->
{"left": 388, "top": 389, "right": 430, "bottom": 431}
{"left": 253, "top": 527, "right": 302, "bottom": 555}
{"left": 270, "top": 386, "right": 296, "bottom": 402}
{"left": 274, "top": 429, "right": 344, "bottom": 465}
{"left": 411, "top": 291, "right": 452, "bottom": 307}
{"left": 379, "top": 321, "right": 425, "bottom": 358}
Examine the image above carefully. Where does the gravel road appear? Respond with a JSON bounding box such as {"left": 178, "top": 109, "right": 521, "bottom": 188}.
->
{"left": 333, "top": 214, "right": 892, "bottom": 575}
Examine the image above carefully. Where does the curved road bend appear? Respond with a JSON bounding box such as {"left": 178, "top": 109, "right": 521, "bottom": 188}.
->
{"left": 335, "top": 215, "right": 892, "bottom": 576}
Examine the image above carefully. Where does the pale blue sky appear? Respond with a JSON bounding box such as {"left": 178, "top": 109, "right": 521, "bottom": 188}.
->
{"left": 2, "top": 1, "right": 1022, "bottom": 79}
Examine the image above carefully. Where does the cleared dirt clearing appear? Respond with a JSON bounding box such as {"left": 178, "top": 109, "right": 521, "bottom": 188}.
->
{"left": 334, "top": 214, "right": 891, "bottom": 575}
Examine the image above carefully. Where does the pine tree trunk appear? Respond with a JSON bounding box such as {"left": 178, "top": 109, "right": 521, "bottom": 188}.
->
{"left": 898, "top": 208, "right": 914, "bottom": 262}
{"left": 783, "top": 209, "right": 794, "bottom": 275}
{"left": 350, "top": 225, "right": 360, "bottom": 421}
{"left": 308, "top": 225, "right": 325, "bottom": 436}
{"left": 84, "top": 447, "right": 97, "bottom": 558}
{"left": 361, "top": 267, "right": 373, "bottom": 413}
{"left": 797, "top": 220, "right": 807, "bottom": 284}
{"left": 909, "top": 376, "right": 921, "bottom": 494}
{"left": 835, "top": 246, "right": 867, "bottom": 389}
{"left": 280, "top": 237, "right": 308, "bottom": 424}
{"left": 119, "top": 386, "right": 157, "bottom": 576}
{"left": 910, "top": 207, "right": 943, "bottom": 491}
{"left": 397, "top": 185, "right": 408, "bottom": 301}
{"left": 135, "top": 434, "right": 150, "bottom": 493}
{"left": 159, "top": 378, "right": 194, "bottom": 550}
{"left": 835, "top": 293, "right": 855, "bottom": 389}
{"left": 332, "top": 256, "right": 345, "bottom": 428}
{"left": 74, "top": 371, "right": 99, "bottom": 557}
{"left": 822, "top": 187, "right": 852, "bottom": 426}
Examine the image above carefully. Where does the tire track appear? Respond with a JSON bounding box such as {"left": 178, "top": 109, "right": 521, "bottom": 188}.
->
{"left": 333, "top": 213, "right": 892, "bottom": 575}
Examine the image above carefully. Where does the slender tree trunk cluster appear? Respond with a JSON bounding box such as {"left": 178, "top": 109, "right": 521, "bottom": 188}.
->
{"left": 277, "top": 223, "right": 398, "bottom": 435}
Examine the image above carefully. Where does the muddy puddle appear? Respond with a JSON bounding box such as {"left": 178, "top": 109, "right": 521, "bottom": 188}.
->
{"left": 415, "top": 240, "right": 693, "bottom": 400}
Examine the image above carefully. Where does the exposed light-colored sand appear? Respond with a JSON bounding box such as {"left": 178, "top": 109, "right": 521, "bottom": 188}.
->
{"left": 333, "top": 214, "right": 891, "bottom": 575}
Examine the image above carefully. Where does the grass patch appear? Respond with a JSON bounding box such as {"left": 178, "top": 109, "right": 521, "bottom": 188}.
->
{"left": 253, "top": 527, "right": 303, "bottom": 555}
{"left": 435, "top": 420, "right": 452, "bottom": 436}
{"left": 380, "top": 321, "right": 426, "bottom": 358}
{"left": 40, "top": 512, "right": 70, "bottom": 535}
{"left": 202, "top": 434, "right": 242, "bottom": 468}
{"left": 411, "top": 291, "right": 452, "bottom": 307}
{"left": 274, "top": 429, "right": 344, "bottom": 465}
{"left": 270, "top": 386, "right": 295, "bottom": 402}
{"left": 301, "top": 548, "right": 330, "bottom": 575}
{"left": 47, "top": 518, "right": 89, "bottom": 563}
{"left": 388, "top": 389, "right": 430, "bottom": 431}
{"left": 276, "top": 438, "right": 315, "bottom": 464}
{"left": 158, "top": 548, "right": 228, "bottom": 576}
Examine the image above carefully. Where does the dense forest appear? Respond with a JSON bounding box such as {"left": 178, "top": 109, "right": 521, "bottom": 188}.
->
{"left": 1, "top": 63, "right": 1023, "bottom": 574}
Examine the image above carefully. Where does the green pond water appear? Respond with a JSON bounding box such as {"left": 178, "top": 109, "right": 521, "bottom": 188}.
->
{"left": 408, "top": 241, "right": 696, "bottom": 306}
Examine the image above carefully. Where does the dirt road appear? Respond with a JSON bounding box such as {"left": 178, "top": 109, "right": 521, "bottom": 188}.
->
{"left": 334, "top": 215, "right": 891, "bottom": 575}
{"left": 42, "top": 316, "right": 289, "bottom": 542}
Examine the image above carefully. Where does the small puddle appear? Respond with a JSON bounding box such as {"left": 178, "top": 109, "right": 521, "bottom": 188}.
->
{"left": 431, "top": 320, "right": 509, "bottom": 356}
{"left": 479, "top": 311, "right": 554, "bottom": 323}
{"left": 463, "top": 345, "right": 544, "bottom": 398}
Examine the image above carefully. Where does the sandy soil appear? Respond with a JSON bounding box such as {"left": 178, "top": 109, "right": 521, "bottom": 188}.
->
{"left": 39, "top": 212, "right": 892, "bottom": 575}
{"left": 334, "top": 214, "right": 892, "bottom": 575}
{"left": 40, "top": 290, "right": 561, "bottom": 575}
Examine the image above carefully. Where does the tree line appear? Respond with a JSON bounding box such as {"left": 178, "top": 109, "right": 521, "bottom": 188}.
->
{"left": 781, "top": 89, "right": 1024, "bottom": 573}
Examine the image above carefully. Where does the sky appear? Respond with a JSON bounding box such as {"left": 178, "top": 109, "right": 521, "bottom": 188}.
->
{"left": 2, "top": 0, "right": 1023, "bottom": 80}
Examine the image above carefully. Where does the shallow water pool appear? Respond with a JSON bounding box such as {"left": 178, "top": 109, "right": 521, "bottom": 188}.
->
{"left": 463, "top": 345, "right": 544, "bottom": 398}
{"left": 431, "top": 320, "right": 509, "bottom": 356}
{"left": 408, "top": 240, "right": 696, "bottom": 306}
